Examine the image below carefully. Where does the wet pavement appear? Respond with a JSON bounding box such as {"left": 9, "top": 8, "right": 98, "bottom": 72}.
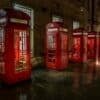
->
{"left": 0, "top": 62, "right": 100, "bottom": 100}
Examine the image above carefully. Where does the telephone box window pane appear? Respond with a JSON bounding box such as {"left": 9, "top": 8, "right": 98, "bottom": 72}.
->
{"left": 0, "top": 27, "right": 5, "bottom": 74}
{"left": 14, "top": 30, "right": 28, "bottom": 72}
{"left": 0, "top": 27, "right": 4, "bottom": 53}
{"left": 73, "top": 21, "right": 80, "bottom": 29}
{"left": 47, "top": 35, "right": 56, "bottom": 49}
{"left": 73, "top": 38, "right": 81, "bottom": 59}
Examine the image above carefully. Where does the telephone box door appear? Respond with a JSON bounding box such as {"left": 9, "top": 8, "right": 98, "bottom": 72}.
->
{"left": 46, "top": 27, "right": 57, "bottom": 69}
{"left": 60, "top": 31, "right": 68, "bottom": 68}
{"left": 72, "top": 28, "right": 87, "bottom": 63}
{"left": 87, "top": 32, "right": 96, "bottom": 60}
{"left": 14, "top": 29, "right": 30, "bottom": 73}
{"left": 72, "top": 36, "right": 83, "bottom": 62}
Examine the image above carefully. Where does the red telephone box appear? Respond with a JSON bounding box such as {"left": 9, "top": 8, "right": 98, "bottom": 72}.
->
{"left": 87, "top": 32, "right": 96, "bottom": 60}
{"left": 0, "top": 9, "right": 31, "bottom": 84}
{"left": 71, "top": 28, "right": 87, "bottom": 63}
{"left": 46, "top": 22, "right": 68, "bottom": 70}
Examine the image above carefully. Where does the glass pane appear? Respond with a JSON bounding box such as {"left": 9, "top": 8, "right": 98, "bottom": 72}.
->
{"left": 0, "top": 27, "right": 5, "bottom": 74}
{"left": 14, "top": 29, "right": 28, "bottom": 72}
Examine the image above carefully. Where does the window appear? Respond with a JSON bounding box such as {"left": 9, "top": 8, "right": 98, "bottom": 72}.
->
{"left": 0, "top": 27, "right": 5, "bottom": 74}
{"left": 73, "top": 21, "right": 80, "bottom": 29}
{"left": 52, "top": 15, "right": 63, "bottom": 22}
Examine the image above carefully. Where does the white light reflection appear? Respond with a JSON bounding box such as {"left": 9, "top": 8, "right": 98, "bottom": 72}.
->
{"left": 96, "top": 32, "right": 100, "bottom": 66}
{"left": 96, "top": 61, "right": 100, "bottom": 66}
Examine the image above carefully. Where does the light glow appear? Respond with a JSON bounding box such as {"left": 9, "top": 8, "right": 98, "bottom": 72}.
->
{"left": 96, "top": 61, "right": 100, "bottom": 66}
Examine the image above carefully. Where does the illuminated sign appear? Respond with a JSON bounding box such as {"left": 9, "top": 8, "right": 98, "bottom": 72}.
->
{"left": 88, "top": 35, "right": 95, "bottom": 37}
{"left": 47, "top": 28, "right": 58, "bottom": 32}
{"left": 73, "top": 32, "right": 82, "bottom": 35}
{"left": 10, "top": 18, "right": 28, "bottom": 24}
{"left": 59, "top": 28, "right": 68, "bottom": 32}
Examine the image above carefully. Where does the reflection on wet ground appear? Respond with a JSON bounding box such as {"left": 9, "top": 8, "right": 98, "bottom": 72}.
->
{"left": 0, "top": 62, "right": 100, "bottom": 100}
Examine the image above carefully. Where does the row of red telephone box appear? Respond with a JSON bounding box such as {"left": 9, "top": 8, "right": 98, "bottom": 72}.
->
{"left": 0, "top": 8, "right": 99, "bottom": 84}
{"left": 45, "top": 19, "right": 99, "bottom": 70}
